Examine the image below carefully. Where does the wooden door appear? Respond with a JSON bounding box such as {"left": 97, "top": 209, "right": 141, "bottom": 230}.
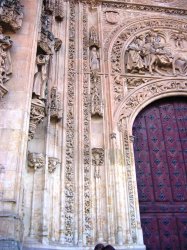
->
{"left": 133, "top": 97, "right": 187, "bottom": 250}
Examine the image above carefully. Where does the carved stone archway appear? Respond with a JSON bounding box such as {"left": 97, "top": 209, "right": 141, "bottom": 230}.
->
{"left": 105, "top": 15, "right": 187, "bottom": 247}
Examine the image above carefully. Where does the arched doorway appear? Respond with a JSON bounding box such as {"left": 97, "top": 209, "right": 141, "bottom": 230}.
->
{"left": 133, "top": 97, "right": 187, "bottom": 250}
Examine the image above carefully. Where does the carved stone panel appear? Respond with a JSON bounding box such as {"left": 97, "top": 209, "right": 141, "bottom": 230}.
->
{"left": 28, "top": 152, "right": 45, "bottom": 170}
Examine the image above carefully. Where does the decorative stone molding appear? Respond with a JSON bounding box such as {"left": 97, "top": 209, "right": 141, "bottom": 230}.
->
{"left": 0, "top": 0, "right": 24, "bottom": 31}
{"left": 50, "top": 87, "right": 62, "bottom": 121}
{"left": 118, "top": 80, "right": 187, "bottom": 121}
{"left": 28, "top": 152, "right": 45, "bottom": 170}
{"left": 83, "top": 4, "right": 93, "bottom": 244}
{"left": 90, "top": 72, "right": 103, "bottom": 117}
{"left": 48, "top": 157, "right": 60, "bottom": 173}
{"left": 28, "top": 100, "right": 45, "bottom": 141}
{"left": 64, "top": 1, "right": 76, "bottom": 243}
{"left": 102, "top": 2, "right": 187, "bottom": 16}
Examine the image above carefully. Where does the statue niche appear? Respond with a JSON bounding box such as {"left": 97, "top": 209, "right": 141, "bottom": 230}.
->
{"left": 125, "top": 29, "right": 187, "bottom": 76}
{"left": 89, "top": 26, "right": 100, "bottom": 72}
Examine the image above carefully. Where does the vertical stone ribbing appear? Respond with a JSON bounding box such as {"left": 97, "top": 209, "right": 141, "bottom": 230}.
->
{"left": 64, "top": 1, "right": 76, "bottom": 244}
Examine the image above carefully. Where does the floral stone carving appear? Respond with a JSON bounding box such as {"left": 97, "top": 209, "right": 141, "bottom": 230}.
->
{"left": 28, "top": 152, "right": 45, "bottom": 170}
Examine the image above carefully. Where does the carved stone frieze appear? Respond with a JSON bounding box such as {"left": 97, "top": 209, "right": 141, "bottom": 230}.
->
{"left": 126, "top": 78, "right": 149, "bottom": 88}
{"left": 90, "top": 72, "right": 103, "bottom": 117}
{"left": 28, "top": 100, "right": 45, "bottom": 141}
{"left": 83, "top": 4, "right": 92, "bottom": 244}
{"left": 110, "top": 18, "right": 187, "bottom": 76}
{"left": 50, "top": 87, "right": 62, "bottom": 121}
{"left": 102, "top": 2, "right": 187, "bottom": 16}
{"left": 113, "top": 73, "right": 126, "bottom": 104}
{"left": 64, "top": 1, "right": 76, "bottom": 243}
{"left": 28, "top": 152, "right": 45, "bottom": 170}
{"left": 118, "top": 80, "right": 187, "bottom": 121}
{"left": 48, "top": 157, "right": 60, "bottom": 173}
{"left": 0, "top": 0, "right": 24, "bottom": 31}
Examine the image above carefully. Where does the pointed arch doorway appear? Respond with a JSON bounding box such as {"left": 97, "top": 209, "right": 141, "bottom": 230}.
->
{"left": 133, "top": 97, "right": 187, "bottom": 250}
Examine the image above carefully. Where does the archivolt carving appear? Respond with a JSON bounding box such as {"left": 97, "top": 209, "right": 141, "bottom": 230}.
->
{"left": 116, "top": 79, "right": 187, "bottom": 124}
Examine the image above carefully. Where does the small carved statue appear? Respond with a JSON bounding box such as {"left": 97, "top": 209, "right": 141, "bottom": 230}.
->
{"left": 90, "top": 46, "right": 100, "bottom": 71}
{"left": 33, "top": 54, "right": 50, "bottom": 100}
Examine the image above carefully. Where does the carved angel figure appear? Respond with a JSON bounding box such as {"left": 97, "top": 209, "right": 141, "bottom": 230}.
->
{"left": 33, "top": 54, "right": 50, "bottom": 100}
{"left": 90, "top": 46, "right": 100, "bottom": 71}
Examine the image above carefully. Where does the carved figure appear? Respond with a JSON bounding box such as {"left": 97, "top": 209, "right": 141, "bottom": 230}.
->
{"left": 90, "top": 46, "right": 100, "bottom": 71}
{"left": 33, "top": 54, "right": 50, "bottom": 100}
{"left": 126, "top": 36, "right": 144, "bottom": 73}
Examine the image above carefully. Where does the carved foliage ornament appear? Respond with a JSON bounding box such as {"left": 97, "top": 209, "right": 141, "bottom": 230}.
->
{"left": 28, "top": 100, "right": 45, "bottom": 141}
{"left": 119, "top": 80, "right": 187, "bottom": 121}
{"left": 0, "top": 0, "right": 24, "bottom": 31}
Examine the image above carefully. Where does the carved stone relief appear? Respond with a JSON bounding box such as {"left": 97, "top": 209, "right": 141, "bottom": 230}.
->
{"left": 50, "top": 87, "right": 62, "bottom": 121}
{"left": 28, "top": 100, "right": 45, "bottom": 141}
{"left": 38, "top": 12, "right": 62, "bottom": 55}
{"left": 64, "top": 1, "right": 76, "bottom": 243}
{"left": 90, "top": 72, "right": 103, "bottom": 117}
{"left": 28, "top": 152, "right": 45, "bottom": 170}
{"left": 0, "top": 0, "right": 24, "bottom": 100}
{"left": 92, "top": 148, "right": 104, "bottom": 179}
{"left": 48, "top": 157, "right": 60, "bottom": 173}
{"left": 125, "top": 29, "right": 187, "bottom": 76}
{"left": 44, "top": 0, "right": 64, "bottom": 21}
{"left": 0, "top": 0, "right": 24, "bottom": 31}
{"left": 0, "top": 27, "right": 12, "bottom": 99}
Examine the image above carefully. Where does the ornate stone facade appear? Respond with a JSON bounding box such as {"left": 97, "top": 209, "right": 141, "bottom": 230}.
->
{"left": 1, "top": 0, "right": 187, "bottom": 250}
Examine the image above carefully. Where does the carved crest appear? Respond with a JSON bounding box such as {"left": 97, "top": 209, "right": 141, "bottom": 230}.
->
{"left": 105, "top": 11, "right": 119, "bottom": 25}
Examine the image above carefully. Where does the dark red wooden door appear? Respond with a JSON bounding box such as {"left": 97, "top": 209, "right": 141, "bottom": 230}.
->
{"left": 133, "top": 97, "right": 187, "bottom": 250}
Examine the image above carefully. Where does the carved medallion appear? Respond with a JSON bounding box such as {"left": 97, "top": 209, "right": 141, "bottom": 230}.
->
{"left": 105, "top": 11, "right": 119, "bottom": 25}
